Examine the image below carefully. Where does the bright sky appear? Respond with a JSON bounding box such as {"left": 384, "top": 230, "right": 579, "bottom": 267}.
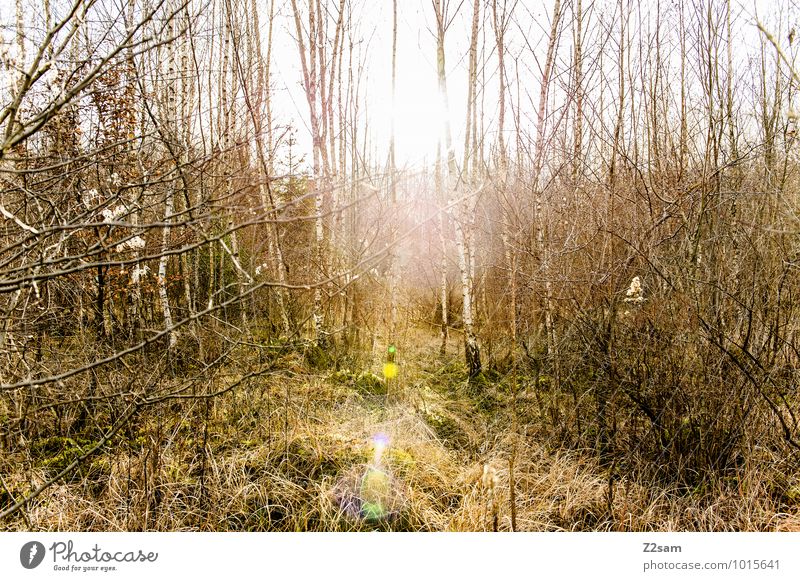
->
{"left": 1, "top": 0, "right": 795, "bottom": 170}
{"left": 267, "top": 0, "right": 474, "bottom": 170}
{"left": 263, "top": 0, "right": 795, "bottom": 172}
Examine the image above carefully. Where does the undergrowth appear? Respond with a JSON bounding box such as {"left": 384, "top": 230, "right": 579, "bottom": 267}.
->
{"left": 2, "top": 330, "right": 799, "bottom": 532}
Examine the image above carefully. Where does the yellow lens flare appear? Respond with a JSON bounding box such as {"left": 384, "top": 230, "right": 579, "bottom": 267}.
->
{"left": 383, "top": 362, "right": 399, "bottom": 379}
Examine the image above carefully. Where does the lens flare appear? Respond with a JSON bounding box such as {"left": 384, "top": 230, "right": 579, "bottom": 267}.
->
{"left": 332, "top": 432, "right": 405, "bottom": 524}
{"left": 360, "top": 466, "right": 391, "bottom": 520}
{"left": 372, "top": 432, "right": 389, "bottom": 463}
{"left": 383, "top": 362, "right": 399, "bottom": 379}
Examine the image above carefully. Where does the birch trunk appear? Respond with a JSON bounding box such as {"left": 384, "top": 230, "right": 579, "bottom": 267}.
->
{"left": 572, "top": 0, "right": 583, "bottom": 182}
{"left": 388, "top": 0, "right": 399, "bottom": 344}
{"left": 433, "top": 0, "right": 481, "bottom": 377}
{"left": 532, "top": 0, "right": 562, "bottom": 364}
{"left": 158, "top": 5, "right": 178, "bottom": 350}
{"left": 158, "top": 189, "right": 177, "bottom": 350}
{"left": 291, "top": 0, "right": 330, "bottom": 347}
{"left": 436, "top": 141, "right": 448, "bottom": 355}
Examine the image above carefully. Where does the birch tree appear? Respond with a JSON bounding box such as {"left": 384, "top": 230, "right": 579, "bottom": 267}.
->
{"left": 432, "top": 0, "right": 482, "bottom": 377}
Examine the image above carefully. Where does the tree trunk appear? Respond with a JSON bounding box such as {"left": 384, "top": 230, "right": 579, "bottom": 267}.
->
{"left": 433, "top": 0, "right": 482, "bottom": 377}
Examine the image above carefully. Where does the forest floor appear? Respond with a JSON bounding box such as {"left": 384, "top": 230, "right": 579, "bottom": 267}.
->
{"left": 4, "top": 326, "right": 800, "bottom": 531}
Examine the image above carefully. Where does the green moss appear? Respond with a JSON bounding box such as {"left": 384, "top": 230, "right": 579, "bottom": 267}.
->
{"left": 31, "top": 436, "right": 93, "bottom": 459}
{"left": 354, "top": 372, "right": 387, "bottom": 396}
{"left": 386, "top": 448, "right": 416, "bottom": 473}
{"left": 40, "top": 447, "right": 82, "bottom": 473}
{"left": 329, "top": 369, "right": 387, "bottom": 396}
{"left": 305, "top": 344, "right": 333, "bottom": 369}
{"left": 330, "top": 369, "right": 355, "bottom": 384}
{"left": 128, "top": 435, "right": 147, "bottom": 450}
{"left": 431, "top": 361, "right": 468, "bottom": 389}
{"left": 473, "top": 390, "right": 503, "bottom": 414}
{"left": 423, "top": 411, "right": 470, "bottom": 449}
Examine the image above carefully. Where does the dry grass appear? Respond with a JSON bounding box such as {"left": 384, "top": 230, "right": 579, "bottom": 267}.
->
{"left": 3, "top": 330, "right": 800, "bottom": 532}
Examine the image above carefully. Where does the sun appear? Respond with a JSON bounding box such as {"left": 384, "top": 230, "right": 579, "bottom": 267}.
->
{"left": 393, "top": 89, "right": 449, "bottom": 165}
{"left": 367, "top": 58, "right": 451, "bottom": 168}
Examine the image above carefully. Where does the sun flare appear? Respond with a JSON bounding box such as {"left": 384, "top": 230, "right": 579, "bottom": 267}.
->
{"left": 369, "top": 82, "right": 449, "bottom": 166}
